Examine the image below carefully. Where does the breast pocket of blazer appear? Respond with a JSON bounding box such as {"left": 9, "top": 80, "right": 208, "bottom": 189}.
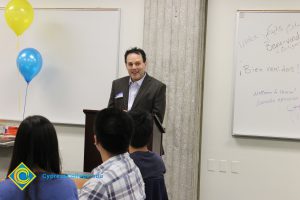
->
{"left": 114, "top": 96, "right": 124, "bottom": 110}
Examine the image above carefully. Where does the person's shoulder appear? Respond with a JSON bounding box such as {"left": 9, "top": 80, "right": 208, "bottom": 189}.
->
{"left": 146, "top": 74, "right": 166, "bottom": 87}
{"left": 0, "top": 179, "right": 21, "bottom": 198}
{"left": 131, "top": 151, "right": 164, "bottom": 166}
{"left": 113, "top": 76, "right": 130, "bottom": 83}
{"left": 129, "top": 151, "right": 143, "bottom": 158}
{"left": 148, "top": 151, "right": 164, "bottom": 161}
{"left": 80, "top": 155, "right": 145, "bottom": 199}
{"left": 0, "top": 179, "right": 14, "bottom": 189}
{"left": 42, "top": 177, "right": 78, "bottom": 199}
{"left": 147, "top": 151, "right": 166, "bottom": 171}
{"left": 53, "top": 177, "right": 77, "bottom": 187}
{"left": 59, "top": 176, "right": 77, "bottom": 184}
{"left": 41, "top": 176, "right": 77, "bottom": 190}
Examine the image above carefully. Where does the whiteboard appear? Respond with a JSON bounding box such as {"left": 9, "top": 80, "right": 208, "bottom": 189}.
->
{"left": 0, "top": 8, "right": 120, "bottom": 124}
{"left": 233, "top": 11, "right": 300, "bottom": 139}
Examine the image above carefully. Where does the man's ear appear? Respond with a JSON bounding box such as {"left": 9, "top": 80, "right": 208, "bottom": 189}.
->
{"left": 94, "top": 135, "right": 98, "bottom": 145}
{"left": 94, "top": 134, "right": 102, "bottom": 153}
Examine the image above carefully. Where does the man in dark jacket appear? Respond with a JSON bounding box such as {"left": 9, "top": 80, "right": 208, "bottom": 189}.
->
{"left": 108, "top": 47, "right": 166, "bottom": 123}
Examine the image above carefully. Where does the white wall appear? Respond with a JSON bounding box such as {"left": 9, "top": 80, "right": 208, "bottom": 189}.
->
{"left": 0, "top": 0, "right": 144, "bottom": 177}
{"left": 201, "top": 1, "right": 300, "bottom": 200}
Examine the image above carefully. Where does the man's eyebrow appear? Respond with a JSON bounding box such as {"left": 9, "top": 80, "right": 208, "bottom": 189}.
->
{"left": 128, "top": 61, "right": 141, "bottom": 63}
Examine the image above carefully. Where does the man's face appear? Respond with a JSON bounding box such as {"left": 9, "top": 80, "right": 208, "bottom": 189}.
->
{"left": 126, "top": 53, "right": 146, "bottom": 82}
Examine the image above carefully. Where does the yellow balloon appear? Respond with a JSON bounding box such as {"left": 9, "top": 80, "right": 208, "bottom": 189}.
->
{"left": 5, "top": 0, "right": 34, "bottom": 36}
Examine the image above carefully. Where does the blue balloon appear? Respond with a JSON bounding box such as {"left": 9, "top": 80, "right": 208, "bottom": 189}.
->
{"left": 17, "top": 48, "right": 43, "bottom": 83}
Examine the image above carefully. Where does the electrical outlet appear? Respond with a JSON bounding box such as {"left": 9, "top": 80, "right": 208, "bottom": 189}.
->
{"left": 231, "top": 160, "right": 241, "bottom": 174}
{"left": 219, "top": 160, "right": 227, "bottom": 173}
{"left": 207, "top": 159, "right": 218, "bottom": 171}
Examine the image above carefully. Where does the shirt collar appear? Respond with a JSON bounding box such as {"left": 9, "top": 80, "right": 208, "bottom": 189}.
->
{"left": 129, "top": 73, "right": 146, "bottom": 86}
{"left": 93, "top": 152, "right": 130, "bottom": 172}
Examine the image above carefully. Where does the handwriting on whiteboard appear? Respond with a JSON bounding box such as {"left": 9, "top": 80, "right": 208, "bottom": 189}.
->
{"left": 239, "top": 64, "right": 300, "bottom": 76}
{"left": 238, "top": 22, "right": 300, "bottom": 53}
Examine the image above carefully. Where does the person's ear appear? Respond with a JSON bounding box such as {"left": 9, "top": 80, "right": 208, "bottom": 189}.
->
{"left": 94, "top": 135, "right": 103, "bottom": 153}
{"left": 94, "top": 135, "right": 98, "bottom": 145}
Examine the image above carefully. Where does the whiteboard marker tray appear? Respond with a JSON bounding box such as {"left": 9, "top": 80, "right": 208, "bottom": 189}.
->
{"left": 0, "top": 135, "right": 15, "bottom": 147}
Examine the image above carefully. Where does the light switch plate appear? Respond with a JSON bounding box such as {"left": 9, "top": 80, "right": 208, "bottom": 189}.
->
{"left": 207, "top": 159, "right": 218, "bottom": 171}
{"left": 231, "top": 160, "right": 241, "bottom": 174}
{"left": 219, "top": 160, "right": 227, "bottom": 172}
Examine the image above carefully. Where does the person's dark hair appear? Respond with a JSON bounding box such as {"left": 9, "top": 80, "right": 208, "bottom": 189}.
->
{"left": 124, "top": 47, "right": 147, "bottom": 63}
{"left": 7, "top": 115, "right": 61, "bottom": 200}
{"left": 94, "top": 108, "right": 133, "bottom": 154}
{"left": 7, "top": 115, "right": 61, "bottom": 175}
{"left": 129, "top": 110, "right": 153, "bottom": 148}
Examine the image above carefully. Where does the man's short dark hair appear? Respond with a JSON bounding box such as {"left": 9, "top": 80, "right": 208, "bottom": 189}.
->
{"left": 124, "top": 47, "right": 147, "bottom": 63}
{"left": 94, "top": 108, "right": 133, "bottom": 154}
{"left": 129, "top": 110, "right": 153, "bottom": 148}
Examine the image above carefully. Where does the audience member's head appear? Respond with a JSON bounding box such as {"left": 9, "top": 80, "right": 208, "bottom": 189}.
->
{"left": 94, "top": 108, "right": 134, "bottom": 155}
{"left": 129, "top": 110, "right": 153, "bottom": 149}
{"left": 79, "top": 108, "right": 146, "bottom": 199}
{"left": 3, "top": 116, "right": 78, "bottom": 200}
{"left": 7, "top": 115, "right": 61, "bottom": 175}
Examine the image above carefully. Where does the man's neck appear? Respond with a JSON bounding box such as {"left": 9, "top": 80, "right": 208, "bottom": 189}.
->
{"left": 129, "top": 145, "right": 148, "bottom": 153}
{"left": 129, "top": 72, "right": 146, "bottom": 83}
{"left": 99, "top": 147, "right": 114, "bottom": 162}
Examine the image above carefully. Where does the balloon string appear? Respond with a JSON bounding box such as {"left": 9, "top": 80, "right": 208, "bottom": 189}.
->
{"left": 17, "top": 36, "right": 21, "bottom": 112}
{"left": 16, "top": 36, "right": 20, "bottom": 52}
{"left": 18, "top": 78, "right": 21, "bottom": 113}
{"left": 23, "top": 83, "right": 29, "bottom": 120}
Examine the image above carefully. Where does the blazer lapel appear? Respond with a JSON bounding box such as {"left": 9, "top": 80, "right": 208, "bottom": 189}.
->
{"left": 122, "top": 77, "right": 130, "bottom": 110}
{"left": 131, "top": 74, "right": 151, "bottom": 110}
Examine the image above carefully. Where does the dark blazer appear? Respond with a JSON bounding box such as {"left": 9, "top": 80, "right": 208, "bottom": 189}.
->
{"left": 108, "top": 74, "right": 166, "bottom": 122}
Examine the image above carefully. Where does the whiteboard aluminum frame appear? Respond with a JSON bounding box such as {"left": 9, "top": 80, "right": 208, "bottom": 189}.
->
{"left": 232, "top": 10, "right": 300, "bottom": 139}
